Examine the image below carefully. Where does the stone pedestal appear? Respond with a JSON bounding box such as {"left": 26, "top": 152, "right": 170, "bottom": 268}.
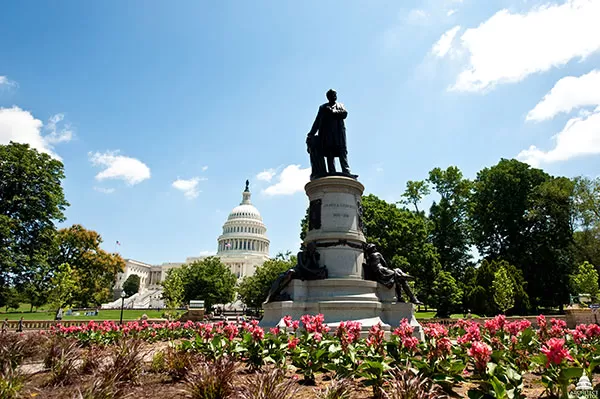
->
{"left": 261, "top": 176, "right": 423, "bottom": 339}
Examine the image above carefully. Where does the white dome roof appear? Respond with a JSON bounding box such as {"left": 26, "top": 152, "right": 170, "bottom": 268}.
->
{"left": 217, "top": 181, "right": 270, "bottom": 257}
{"left": 228, "top": 203, "right": 262, "bottom": 221}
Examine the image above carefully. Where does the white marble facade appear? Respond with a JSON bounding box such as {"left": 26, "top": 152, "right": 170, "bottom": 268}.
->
{"left": 113, "top": 183, "right": 270, "bottom": 297}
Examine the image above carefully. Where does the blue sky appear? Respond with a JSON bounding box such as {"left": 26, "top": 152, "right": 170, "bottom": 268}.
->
{"left": 1, "top": 0, "right": 600, "bottom": 265}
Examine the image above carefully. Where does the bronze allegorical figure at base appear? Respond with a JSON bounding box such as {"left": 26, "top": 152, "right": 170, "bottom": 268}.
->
{"left": 264, "top": 242, "right": 328, "bottom": 303}
{"left": 363, "top": 243, "right": 423, "bottom": 305}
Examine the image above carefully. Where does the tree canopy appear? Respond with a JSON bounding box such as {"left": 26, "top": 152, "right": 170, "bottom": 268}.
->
{"left": 49, "top": 224, "right": 126, "bottom": 307}
{"left": 237, "top": 255, "right": 296, "bottom": 309}
{"left": 0, "top": 142, "right": 68, "bottom": 305}
{"left": 122, "top": 274, "right": 141, "bottom": 297}
{"left": 162, "top": 257, "right": 237, "bottom": 310}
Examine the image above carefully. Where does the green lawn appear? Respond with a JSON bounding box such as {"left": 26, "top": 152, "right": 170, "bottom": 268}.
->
{"left": 0, "top": 309, "right": 165, "bottom": 321}
{"left": 414, "top": 311, "right": 482, "bottom": 319}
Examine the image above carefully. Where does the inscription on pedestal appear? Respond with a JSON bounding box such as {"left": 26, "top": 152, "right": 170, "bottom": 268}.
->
{"left": 322, "top": 194, "right": 358, "bottom": 231}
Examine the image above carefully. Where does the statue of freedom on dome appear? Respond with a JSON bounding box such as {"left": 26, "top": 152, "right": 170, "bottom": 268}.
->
{"left": 306, "top": 89, "right": 358, "bottom": 180}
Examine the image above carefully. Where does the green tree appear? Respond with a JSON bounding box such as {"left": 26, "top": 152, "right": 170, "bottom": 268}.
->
{"left": 427, "top": 166, "right": 473, "bottom": 280}
{"left": 470, "top": 159, "right": 574, "bottom": 310}
{"left": 571, "top": 261, "right": 599, "bottom": 300}
{"left": 362, "top": 194, "right": 441, "bottom": 305}
{"left": 48, "top": 263, "right": 77, "bottom": 319}
{"left": 161, "top": 268, "right": 185, "bottom": 308}
{"left": 300, "top": 207, "right": 309, "bottom": 241}
{"left": 163, "top": 257, "right": 237, "bottom": 310}
{"left": 468, "top": 259, "right": 529, "bottom": 316}
{"left": 400, "top": 180, "right": 430, "bottom": 213}
{"left": 122, "top": 274, "right": 141, "bottom": 297}
{"left": 49, "top": 224, "right": 125, "bottom": 306}
{"left": 238, "top": 257, "right": 296, "bottom": 309}
{"left": 572, "top": 176, "right": 600, "bottom": 277}
{"left": 430, "top": 271, "right": 462, "bottom": 318}
{"left": 0, "top": 142, "right": 68, "bottom": 297}
{"left": 493, "top": 266, "right": 515, "bottom": 314}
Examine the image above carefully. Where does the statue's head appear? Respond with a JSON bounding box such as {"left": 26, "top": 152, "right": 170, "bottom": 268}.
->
{"left": 306, "top": 241, "right": 317, "bottom": 253}
{"left": 365, "top": 243, "right": 377, "bottom": 254}
{"left": 326, "top": 89, "right": 337, "bottom": 103}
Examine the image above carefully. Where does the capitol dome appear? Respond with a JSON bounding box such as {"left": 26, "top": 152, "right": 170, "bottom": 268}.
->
{"left": 217, "top": 181, "right": 270, "bottom": 256}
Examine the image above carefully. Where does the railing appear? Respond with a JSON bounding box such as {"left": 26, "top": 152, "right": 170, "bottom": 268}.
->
{"left": 2, "top": 314, "right": 568, "bottom": 332}
{"left": 418, "top": 315, "right": 566, "bottom": 327}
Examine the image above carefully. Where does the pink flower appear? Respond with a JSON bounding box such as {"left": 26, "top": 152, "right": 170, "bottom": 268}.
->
{"left": 251, "top": 326, "right": 265, "bottom": 341}
{"left": 270, "top": 327, "right": 280, "bottom": 335}
{"left": 401, "top": 336, "right": 419, "bottom": 352}
{"left": 423, "top": 323, "right": 448, "bottom": 339}
{"left": 468, "top": 341, "right": 492, "bottom": 373}
{"left": 313, "top": 332, "right": 323, "bottom": 342}
{"left": 484, "top": 315, "right": 506, "bottom": 336}
{"left": 288, "top": 336, "right": 299, "bottom": 350}
{"left": 392, "top": 319, "right": 414, "bottom": 339}
{"left": 283, "top": 315, "right": 293, "bottom": 328}
{"left": 366, "top": 323, "right": 385, "bottom": 350}
{"left": 541, "top": 338, "right": 573, "bottom": 366}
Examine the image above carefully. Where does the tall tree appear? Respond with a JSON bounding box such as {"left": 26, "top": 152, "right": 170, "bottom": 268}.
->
{"left": 400, "top": 180, "right": 430, "bottom": 213}
{"left": 430, "top": 271, "right": 462, "bottom": 318}
{"left": 49, "top": 224, "right": 125, "bottom": 307}
{"left": 572, "top": 176, "right": 600, "bottom": 276}
{"left": 48, "top": 263, "right": 77, "bottom": 319}
{"left": 161, "top": 268, "right": 184, "bottom": 308}
{"left": 162, "top": 257, "right": 237, "bottom": 310}
{"left": 470, "top": 159, "right": 574, "bottom": 310}
{"left": 237, "top": 256, "right": 296, "bottom": 310}
{"left": 0, "top": 142, "right": 68, "bottom": 297}
{"left": 427, "top": 166, "right": 473, "bottom": 280}
{"left": 362, "top": 194, "right": 441, "bottom": 305}
{"left": 571, "top": 261, "right": 599, "bottom": 300}
{"left": 493, "top": 265, "right": 515, "bottom": 314}
{"left": 122, "top": 274, "right": 141, "bottom": 297}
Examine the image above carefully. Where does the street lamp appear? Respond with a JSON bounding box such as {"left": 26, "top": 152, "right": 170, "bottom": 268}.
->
{"left": 119, "top": 290, "right": 126, "bottom": 325}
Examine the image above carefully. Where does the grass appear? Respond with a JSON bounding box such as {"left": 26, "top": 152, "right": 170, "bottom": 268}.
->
{"left": 414, "top": 311, "right": 483, "bottom": 319}
{"left": 0, "top": 309, "right": 165, "bottom": 321}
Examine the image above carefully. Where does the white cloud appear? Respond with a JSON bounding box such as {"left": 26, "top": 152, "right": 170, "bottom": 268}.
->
{"left": 44, "top": 113, "right": 73, "bottom": 144}
{"left": 407, "top": 9, "right": 429, "bottom": 23}
{"left": 442, "top": 0, "right": 600, "bottom": 92}
{"left": 256, "top": 168, "right": 277, "bottom": 182}
{"left": 202, "top": 165, "right": 209, "bottom": 171}
{"left": 517, "top": 107, "right": 600, "bottom": 166}
{"left": 431, "top": 25, "right": 461, "bottom": 58}
{"left": 0, "top": 76, "right": 17, "bottom": 88}
{"left": 93, "top": 187, "right": 115, "bottom": 194}
{"left": 447, "top": 9, "right": 457, "bottom": 16}
{"left": 199, "top": 250, "right": 216, "bottom": 256}
{"left": 518, "top": 69, "right": 600, "bottom": 166}
{"left": 263, "top": 165, "right": 311, "bottom": 196}
{"left": 527, "top": 69, "right": 600, "bottom": 121}
{"left": 172, "top": 177, "right": 206, "bottom": 199}
{"left": 0, "top": 107, "right": 72, "bottom": 159}
{"left": 89, "top": 151, "right": 151, "bottom": 185}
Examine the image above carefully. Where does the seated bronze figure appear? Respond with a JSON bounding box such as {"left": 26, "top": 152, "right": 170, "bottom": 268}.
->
{"left": 363, "top": 243, "right": 423, "bottom": 305}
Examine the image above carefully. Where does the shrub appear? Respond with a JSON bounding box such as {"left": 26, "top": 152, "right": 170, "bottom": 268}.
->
{"left": 44, "top": 336, "right": 81, "bottom": 386}
{"left": 80, "top": 345, "right": 102, "bottom": 374}
{"left": 0, "top": 369, "right": 25, "bottom": 399}
{"left": 105, "top": 338, "right": 145, "bottom": 384}
{"left": 314, "top": 378, "right": 355, "bottom": 399}
{"left": 237, "top": 368, "right": 300, "bottom": 399}
{"left": 181, "top": 356, "right": 237, "bottom": 399}
{"left": 76, "top": 373, "right": 132, "bottom": 399}
{"left": 383, "top": 368, "right": 449, "bottom": 399}
{"left": 165, "top": 346, "right": 196, "bottom": 381}
{"left": 150, "top": 350, "right": 166, "bottom": 373}
{"left": 0, "top": 333, "right": 26, "bottom": 376}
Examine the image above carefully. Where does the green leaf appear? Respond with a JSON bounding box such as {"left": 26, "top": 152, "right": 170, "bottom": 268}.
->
{"left": 491, "top": 376, "right": 507, "bottom": 399}
{"left": 558, "top": 367, "right": 582, "bottom": 381}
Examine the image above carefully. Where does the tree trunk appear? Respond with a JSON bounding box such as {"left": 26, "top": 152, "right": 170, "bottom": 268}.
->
{"left": 29, "top": 303, "right": 33, "bottom": 312}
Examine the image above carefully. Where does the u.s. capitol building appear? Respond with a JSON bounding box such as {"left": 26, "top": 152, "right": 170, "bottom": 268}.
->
{"left": 104, "top": 182, "right": 270, "bottom": 308}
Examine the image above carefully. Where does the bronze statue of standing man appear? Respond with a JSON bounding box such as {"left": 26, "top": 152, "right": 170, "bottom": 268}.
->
{"left": 306, "top": 89, "right": 357, "bottom": 180}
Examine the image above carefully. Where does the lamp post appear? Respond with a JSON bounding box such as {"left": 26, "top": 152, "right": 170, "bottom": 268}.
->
{"left": 119, "top": 290, "right": 126, "bottom": 325}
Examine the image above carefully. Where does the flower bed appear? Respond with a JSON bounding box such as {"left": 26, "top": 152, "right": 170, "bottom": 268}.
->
{"left": 3, "top": 314, "right": 599, "bottom": 398}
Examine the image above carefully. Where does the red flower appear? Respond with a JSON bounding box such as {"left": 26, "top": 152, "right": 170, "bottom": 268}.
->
{"left": 541, "top": 338, "right": 573, "bottom": 366}
{"left": 288, "top": 336, "right": 299, "bottom": 350}
{"left": 468, "top": 341, "right": 492, "bottom": 373}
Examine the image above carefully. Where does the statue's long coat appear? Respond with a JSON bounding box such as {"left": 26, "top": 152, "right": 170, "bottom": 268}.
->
{"left": 308, "top": 102, "right": 348, "bottom": 157}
